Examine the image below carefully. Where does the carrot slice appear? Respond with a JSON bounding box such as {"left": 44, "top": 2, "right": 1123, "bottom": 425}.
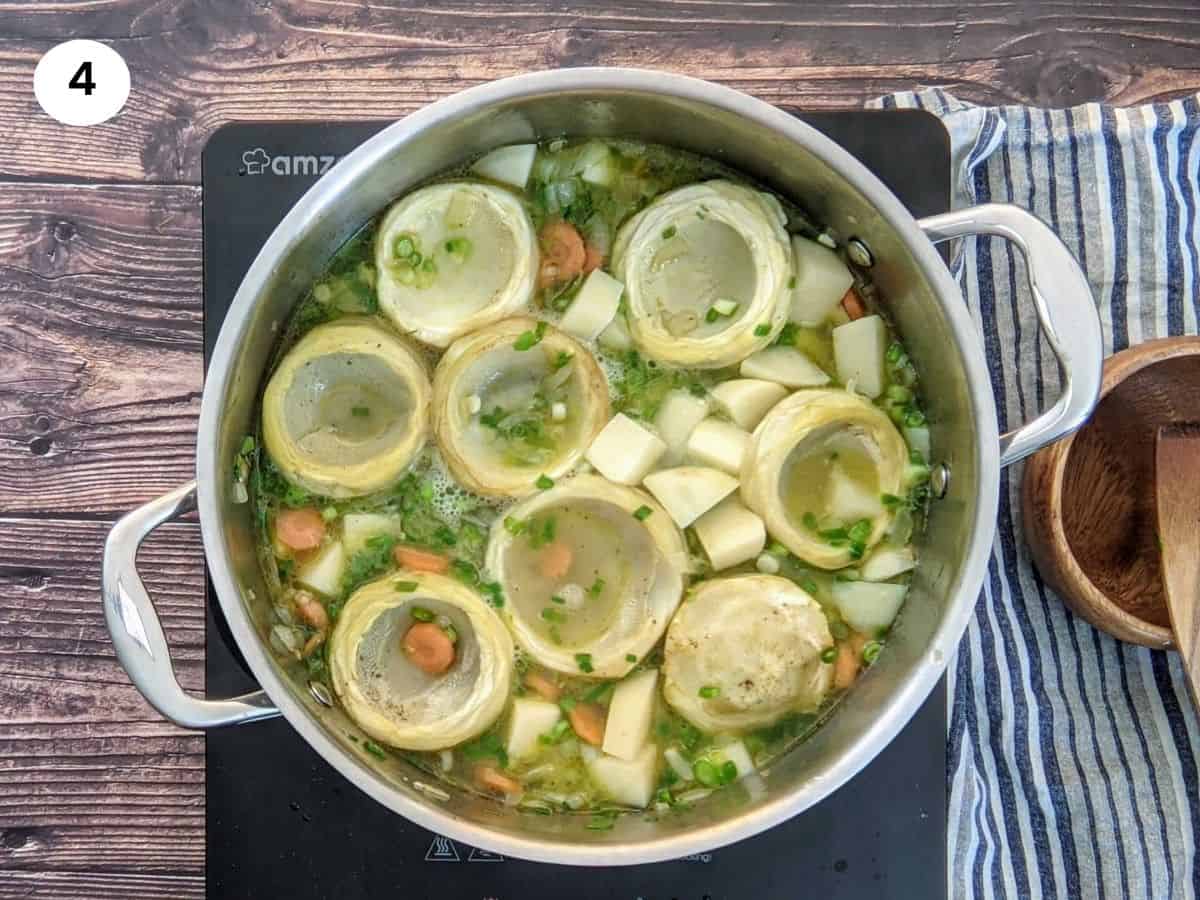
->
{"left": 475, "top": 765, "right": 522, "bottom": 796}
{"left": 274, "top": 507, "right": 326, "bottom": 552}
{"left": 538, "top": 541, "right": 573, "bottom": 579}
{"left": 538, "top": 220, "right": 586, "bottom": 288}
{"left": 833, "top": 631, "right": 869, "bottom": 690}
{"left": 524, "top": 670, "right": 562, "bottom": 702}
{"left": 583, "top": 243, "right": 604, "bottom": 273}
{"left": 393, "top": 545, "right": 450, "bottom": 574}
{"left": 840, "top": 288, "right": 867, "bottom": 321}
{"left": 403, "top": 622, "right": 456, "bottom": 676}
{"left": 567, "top": 702, "right": 607, "bottom": 746}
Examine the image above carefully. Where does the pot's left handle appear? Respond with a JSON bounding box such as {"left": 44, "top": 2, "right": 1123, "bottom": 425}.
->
{"left": 103, "top": 481, "right": 281, "bottom": 729}
{"left": 918, "top": 203, "right": 1103, "bottom": 467}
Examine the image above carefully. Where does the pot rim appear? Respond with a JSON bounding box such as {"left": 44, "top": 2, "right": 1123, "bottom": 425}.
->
{"left": 196, "top": 67, "right": 999, "bottom": 865}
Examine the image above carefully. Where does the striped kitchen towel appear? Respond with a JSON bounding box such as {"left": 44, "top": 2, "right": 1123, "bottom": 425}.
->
{"left": 869, "top": 90, "right": 1200, "bottom": 899}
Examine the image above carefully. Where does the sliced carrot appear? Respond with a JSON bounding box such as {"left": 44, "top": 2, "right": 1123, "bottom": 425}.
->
{"left": 538, "top": 220, "right": 586, "bottom": 288}
{"left": 567, "top": 701, "right": 607, "bottom": 747}
{"left": 274, "top": 507, "right": 326, "bottom": 552}
{"left": 475, "top": 765, "right": 522, "bottom": 796}
{"left": 403, "top": 622, "right": 456, "bottom": 676}
{"left": 394, "top": 545, "right": 450, "bottom": 574}
{"left": 538, "top": 541, "right": 573, "bottom": 579}
{"left": 293, "top": 590, "right": 329, "bottom": 631}
{"left": 840, "top": 288, "right": 867, "bottom": 321}
{"left": 524, "top": 670, "right": 562, "bottom": 702}
{"left": 833, "top": 631, "right": 869, "bottom": 690}
{"left": 583, "top": 243, "right": 604, "bottom": 273}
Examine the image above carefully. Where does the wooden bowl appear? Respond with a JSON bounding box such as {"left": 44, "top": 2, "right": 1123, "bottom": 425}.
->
{"left": 1023, "top": 337, "right": 1200, "bottom": 649}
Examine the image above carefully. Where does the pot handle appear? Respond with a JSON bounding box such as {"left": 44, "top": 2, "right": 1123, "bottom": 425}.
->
{"left": 918, "top": 203, "right": 1103, "bottom": 468}
{"left": 103, "top": 481, "right": 281, "bottom": 729}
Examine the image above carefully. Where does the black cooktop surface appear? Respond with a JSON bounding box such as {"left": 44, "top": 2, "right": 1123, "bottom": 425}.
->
{"left": 202, "top": 112, "right": 951, "bottom": 900}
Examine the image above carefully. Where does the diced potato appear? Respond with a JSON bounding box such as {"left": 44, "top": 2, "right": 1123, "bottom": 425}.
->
{"left": 506, "top": 698, "right": 562, "bottom": 762}
{"left": 686, "top": 418, "right": 750, "bottom": 475}
{"left": 789, "top": 235, "right": 855, "bottom": 325}
{"left": 295, "top": 541, "right": 346, "bottom": 597}
{"left": 598, "top": 313, "right": 633, "bottom": 351}
{"left": 831, "top": 581, "right": 908, "bottom": 634}
{"left": 642, "top": 466, "right": 738, "bottom": 529}
{"left": 574, "top": 140, "right": 618, "bottom": 187}
{"left": 558, "top": 269, "right": 624, "bottom": 341}
{"left": 586, "top": 413, "right": 668, "bottom": 485}
{"left": 602, "top": 669, "right": 659, "bottom": 761}
{"left": 860, "top": 546, "right": 917, "bottom": 582}
{"left": 740, "top": 346, "right": 831, "bottom": 388}
{"left": 709, "top": 379, "right": 788, "bottom": 431}
{"left": 471, "top": 143, "right": 537, "bottom": 189}
{"left": 587, "top": 744, "right": 659, "bottom": 808}
{"left": 904, "top": 425, "right": 931, "bottom": 462}
{"left": 654, "top": 390, "right": 710, "bottom": 466}
{"left": 826, "top": 463, "right": 883, "bottom": 522}
{"left": 692, "top": 498, "right": 766, "bottom": 571}
{"left": 833, "top": 314, "right": 888, "bottom": 398}
{"left": 713, "top": 740, "right": 756, "bottom": 780}
{"left": 341, "top": 512, "right": 405, "bottom": 557}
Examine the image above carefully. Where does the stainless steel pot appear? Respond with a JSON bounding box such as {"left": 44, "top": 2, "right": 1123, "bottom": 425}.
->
{"left": 103, "top": 68, "right": 1102, "bottom": 865}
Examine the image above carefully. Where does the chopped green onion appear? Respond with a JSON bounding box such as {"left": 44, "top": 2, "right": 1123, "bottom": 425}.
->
{"left": 787, "top": 275, "right": 797, "bottom": 290}
{"left": 551, "top": 595, "right": 566, "bottom": 605}
{"left": 443, "top": 236, "right": 472, "bottom": 260}
{"left": 754, "top": 323, "right": 771, "bottom": 336}
{"left": 351, "top": 406, "right": 370, "bottom": 417}
{"left": 240, "top": 435, "right": 256, "bottom": 455}
{"left": 481, "top": 582, "right": 505, "bottom": 608}
{"left": 541, "top": 607, "right": 566, "bottom": 624}
{"left": 575, "top": 653, "right": 594, "bottom": 674}
{"left": 536, "top": 473, "right": 555, "bottom": 490}
{"left": 802, "top": 512, "right": 819, "bottom": 531}
{"left": 411, "top": 606, "right": 435, "bottom": 622}
{"left": 553, "top": 350, "right": 574, "bottom": 370}
{"left": 661, "top": 225, "right": 677, "bottom": 240}
{"left": 720, "top": 760, "right": 738, "bottom": 784}
{"left": 514, "top": 321, "right": 548, "bottom": 351}
{"left": 394, "top": 580, "right": 419, "bottom": 592}
{"left": 904, "top": 409, "right": 927, "bottom": 428}
{"left": 885, "top": 342, "right": 904, "bottom": 364}
{"left": 559, "top": 696, "right": 577, "bottom": 712}
{"left": 625, "top": 653, "right": 638, "bottom": 663}
{"left": 847, "top": 519, "right": 872, "bottom": 544}
{"left": 503, "top": 516, "right": 527, "bottom": 536}
{"left": 633, "top": 505, "right": 653, "bottom": 521}
{"left": 583, "top": 681, "right": 614, "bottom": 703}
{"left": 393, "top": 234, "right": 416, "bottom": 259}
{"left": 321, "top": 505, "right": 338, "bottom": 522}
{"left": 698, "top": 685, "right": 721, "bottom": 699}
{"left": 909, "top": 448, "right": 926, "bottom": 465}
{"left": 820, "top": 646, "right": 837, "bottom": 664}
{"left": 588, "top": 577, "right": 605, "bottom": 597}
{"left": 586, "top": 811, "right": 618, "bottom": 831}
{"left": 862, "top": 640, "right": 883, "bottom": 664}
{"left": 766, "top": 540, "right": 789, "bottom": 557}
{"left": 442, "top": 623, "right": 459, "bottom": 644}
{"left": 705, "top": 307, "right": 719, "bottom": 323}
{"left": 363, "top": 740, "right": 387, "bottom": 760}
{"left": 450, "top": 558, "right": 479, "bottom": 585}
{"left": 886, "top": 384, "right": 913, "bottom": 403}
{"left": 881, "top": 493, "right": 904, "bottom": 508}
{"left": 693, "top": 759, "right": 719, "bottom": 787}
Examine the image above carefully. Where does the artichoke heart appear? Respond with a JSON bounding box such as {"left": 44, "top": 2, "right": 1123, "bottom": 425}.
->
{"left": 432, "top": 318, "right": 611, "bottom": 498}
{"left": 484, "top": 474, "right": 688, "bottom": 678}
{"left": 375, "top": 181, "right": 538, "bottom": 347}
{"left": 329, "top": 572, "right": 514, "bottom": 751}
{"left": 611, "top": 180, "right": 793, "bottom": 368}
{"left": 740, "top": 389, "right": 908, "bottom": 569}
{"left": 261, "top": 317, "right": 431, "bottom": 498}
{"left": 663, "top": 575, "right": 833, "bottom": 732}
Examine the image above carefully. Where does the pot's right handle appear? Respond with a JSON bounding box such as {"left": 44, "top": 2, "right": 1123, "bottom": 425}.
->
{"left": 103, "top": 481, "right": 281, "bottom": 729}
{"left": 918, "top": 203, "right": 1103, "bottom": 468}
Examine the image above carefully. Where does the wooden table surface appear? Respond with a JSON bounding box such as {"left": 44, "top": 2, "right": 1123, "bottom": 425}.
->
{"left": 2, "top": 2, "right": 1199, "bottom": 896}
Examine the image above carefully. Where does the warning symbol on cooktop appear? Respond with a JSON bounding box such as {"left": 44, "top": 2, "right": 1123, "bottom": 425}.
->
{"left": 467, "top": 847, "right": 505, "bottom": 863}
{"left": 425, "top": 835, "right": 460, "bottom": 862}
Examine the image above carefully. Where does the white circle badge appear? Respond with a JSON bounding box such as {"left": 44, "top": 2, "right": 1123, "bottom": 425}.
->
{"left": 34, "top": 39, "right": 130, "bottom": 127}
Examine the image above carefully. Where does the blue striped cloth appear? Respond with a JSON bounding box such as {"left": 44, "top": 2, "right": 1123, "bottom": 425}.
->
{"left": 868, "top": 90, "right": 1200, "bottom": 899}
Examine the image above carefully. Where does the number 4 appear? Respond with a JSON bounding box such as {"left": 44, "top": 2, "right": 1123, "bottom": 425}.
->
{"left": 69, "top": 61, "right": 96, "bottom": 96}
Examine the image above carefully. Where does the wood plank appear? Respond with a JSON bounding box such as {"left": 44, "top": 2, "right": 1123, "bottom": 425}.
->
{"left": 0, "top": 183, "right": 202, "bottom": 517}
{"left": 0, "top": 517, "right": 205, "bottom": 882}
{"left": 1, "top": 1, "right": 1198, "bottom": 183}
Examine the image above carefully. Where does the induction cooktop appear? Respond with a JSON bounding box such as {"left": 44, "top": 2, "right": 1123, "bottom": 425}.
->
{"left": 201, "top": 111, "right": 951, "bottom": 900}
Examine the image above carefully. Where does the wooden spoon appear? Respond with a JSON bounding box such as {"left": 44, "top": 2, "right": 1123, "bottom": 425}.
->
{"left": 1155, "top": 423, "right": 1200, "bottom": 706}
